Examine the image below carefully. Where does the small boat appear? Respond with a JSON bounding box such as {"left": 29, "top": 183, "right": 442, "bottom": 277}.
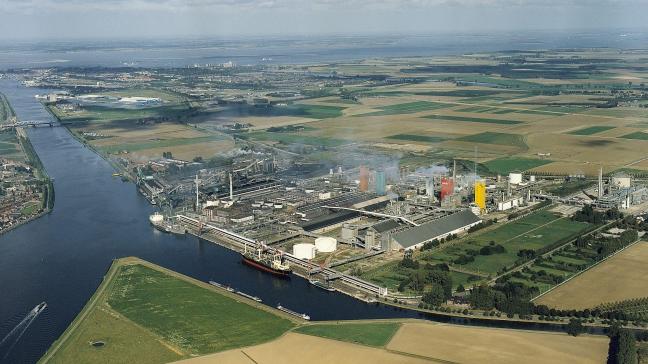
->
{"left": 236, "top": 290, "right": 262, "bottom": 302}
{"left": 277, "top": 304, "right": 310, "bottom": 320}
{"left": 309, "top": 279, "right": 335, "bottom": 292}
{"left": 34, "top": 302, "right": 47, "bottom": 314}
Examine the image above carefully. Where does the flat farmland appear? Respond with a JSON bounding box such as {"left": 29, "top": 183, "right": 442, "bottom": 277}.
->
{"left": 172, "top": 332, "right": 430, "bottom": 364}
{"left": 72, "top": 122, "right": 234, "bottom": 162}
{"left": 535, "top": 241, "right": 648, "bottom": 310}
{"left": 423, "top": 209, "right": 592, "bottom": 275}
{"left": 456, "top": 132, "right": 526, "bottom": 148}
{"left": 483, "top": 157, "right": 552, "bottom": 174}
{"left": 386, "top": 322, "right": 608, "bottom": 364}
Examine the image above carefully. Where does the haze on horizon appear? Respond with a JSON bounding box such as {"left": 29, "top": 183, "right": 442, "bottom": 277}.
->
{"left": 0, "top": 0, "right": 647, "bottom": 41}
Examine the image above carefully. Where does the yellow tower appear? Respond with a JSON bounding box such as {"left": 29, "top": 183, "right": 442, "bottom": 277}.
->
{"left": 474, "top": 180, "right": 486, "bottom": 211}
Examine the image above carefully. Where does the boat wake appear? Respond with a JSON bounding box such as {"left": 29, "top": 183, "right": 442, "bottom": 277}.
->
{"left": 0, "top": 302, "right": 47, "bottom": 360}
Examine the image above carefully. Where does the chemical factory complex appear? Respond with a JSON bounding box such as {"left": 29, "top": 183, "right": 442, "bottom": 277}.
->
{"left": 144, "top": 149, "right": 648, "bottom": 302}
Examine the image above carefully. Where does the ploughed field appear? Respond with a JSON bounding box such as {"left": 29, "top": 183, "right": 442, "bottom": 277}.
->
{"left": 535, "top": 242, "right": 648, "bottom": 310}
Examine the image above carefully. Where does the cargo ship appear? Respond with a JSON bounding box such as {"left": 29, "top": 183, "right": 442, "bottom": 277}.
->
{"left": 209, "top": 280, "right": 234, "bottom": 292}
{"left": 277, "top": 304, "right": 310, "bottom": 320}
{"left": 309, "top": 279, "right": 336, "bottom": 292}
{"left": 241, "top": 246, "right": 291, "bottom": 277}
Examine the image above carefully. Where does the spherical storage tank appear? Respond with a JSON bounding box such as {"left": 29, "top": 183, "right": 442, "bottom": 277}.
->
{"left": 293, "top": 243, "right": 316, "bottom": 259}
{"left": 315, "top": 237, "right": 337, "bottom": 253}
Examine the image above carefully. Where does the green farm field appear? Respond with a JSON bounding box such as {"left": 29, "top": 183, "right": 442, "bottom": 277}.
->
{"left": 295, "top": 322, "right": 401, "bottom": 347}
{"left": 483, "top": 157, "right": 552, "bottom": 174}
{"left": 423, "top": 114, "right": 523, "bottom": 125}
{"left": 567, "top": 126, "right": 616, "bottom": 135}
{"left": 356, "top": 101, "right": 450, "bottom": 116}
{"left": 456, "top": 132, "right": 526, "bottom": 148}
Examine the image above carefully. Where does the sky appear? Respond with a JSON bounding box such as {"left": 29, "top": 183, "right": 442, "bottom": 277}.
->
{"left": 0, "top": 0, "right": 647, "bottom": 40}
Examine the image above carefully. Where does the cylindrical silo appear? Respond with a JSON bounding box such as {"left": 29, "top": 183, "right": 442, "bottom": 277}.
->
{"left": 315, "top": 237, "right": 337, "bottom": 253}
{"left": 292, "top": 243, "right": 316, "bottom": 259}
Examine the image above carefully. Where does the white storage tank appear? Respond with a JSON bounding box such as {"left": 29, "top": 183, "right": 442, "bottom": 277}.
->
{"left": 315, "top": 237, "right": 337, "bottom": 253}
{"left": 293, "top": 243, "right": 316, "bottom": 259}
{"left": 509, "top": 172, "right": 523, "bottom": 185}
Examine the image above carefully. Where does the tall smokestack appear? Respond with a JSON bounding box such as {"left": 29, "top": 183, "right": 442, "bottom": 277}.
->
{"left": 598, "top": 167, "right": 603, "bottom": 198}
{"left": 229, "top": 173, "right": 234, "bottom": 200}
{"left": 452, "top": 159, "right": 457, "bottom": 184}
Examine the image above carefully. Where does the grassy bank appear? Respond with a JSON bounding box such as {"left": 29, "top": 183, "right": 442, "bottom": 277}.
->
{"left": 39, "top": 257, "right": 297, "bottom": 364}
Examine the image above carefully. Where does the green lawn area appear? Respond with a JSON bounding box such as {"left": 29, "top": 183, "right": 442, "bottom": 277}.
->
{"left": 422, "top": 114, "right": 523, "bottom": 125}
{"left": 456, "top": 132, "right": 526, "bottom": 148}
{"left": 357, "top": 101, "right": 450, "bottom": 116}
{"left": 483, "top": 157, "right": 552, "bottom": 174}
{"left": 386, "top": 134, "right": 446, "bottom": 143}
{"left": 620, "top": 131, "right": 648, "bottom": 140}
{"left": 20, "top": 202, "right": 40, "bottom": 216}
{"left": 422, "top": 210, "right": 592, "bottom": 275}
{"left": 41, "top": 259, "right": 295, "bottom": 364}
{"left": 295, "top": 323, "right": 400, "bottom": 347}
{"left": 54, "top": 104, "right": 191, "bottom": 124}
{"left": 99, "top": 135, "right": 227, "bottom": 154}
{"left": 567, "top": 126, "right": 616, "bottom": 135}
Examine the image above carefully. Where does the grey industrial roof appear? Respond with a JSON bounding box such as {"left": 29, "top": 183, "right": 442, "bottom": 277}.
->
{"left": 392, "top": 209, "right": 481, "bottom": 248}
{"left": 371, "top": 219, "right": 402, "bottom": 233}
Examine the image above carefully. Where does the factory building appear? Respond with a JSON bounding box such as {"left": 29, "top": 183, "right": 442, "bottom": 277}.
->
{"left": 391, "top": 210, "right": 482, "bottom": 250}
{"left": 375, "top": 170, "right": 386, "bottom": 195}
{"left": 474, "top": 180, "right": 486, "bottom": 211}
{"left": 440, "top": 177, "right": 454, "bottom": 201}
{"left": 359, "top": 166, "right": 369, "bottom": 192}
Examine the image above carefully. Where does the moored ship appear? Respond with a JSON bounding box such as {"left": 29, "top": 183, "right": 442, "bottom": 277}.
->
{"left": 241, "top": 245, "right": 292, "bottom": 277}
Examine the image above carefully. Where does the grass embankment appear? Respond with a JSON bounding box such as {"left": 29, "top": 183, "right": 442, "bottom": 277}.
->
{"left": 39, "top": 257, "right": 296, "bottom": 364}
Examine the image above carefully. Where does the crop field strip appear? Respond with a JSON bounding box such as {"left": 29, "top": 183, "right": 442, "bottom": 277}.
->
{"left": 422, "top": 114, "right": 524, "bottom": 125}
{"left": 386, "top": 134, "right": 446, "bottom": 143}
{"left": 483, "top": 157, "right": 553, "bottom": 174}
{"left": 354, "top": 101, "right": 452, "bottom": 116}
{"left": 620, "top": 131, "right": 648, "bottom": 140}
{"left": 455, "top": 132, "right": 526, "bottom": 147}
{"left": 567, "top": 126, "right": 616, "bottom": 135}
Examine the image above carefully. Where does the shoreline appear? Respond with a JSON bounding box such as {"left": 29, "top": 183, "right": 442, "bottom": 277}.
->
{"left": 185, "top": 225, "right": 621, "bottom": 335}
{"left": 38, "top": 256, "right": 306, "bottom": 364}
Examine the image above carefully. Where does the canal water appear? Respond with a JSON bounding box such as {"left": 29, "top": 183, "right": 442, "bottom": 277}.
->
{"left": 0, "top": 79, "right": 587, "bottom": 364}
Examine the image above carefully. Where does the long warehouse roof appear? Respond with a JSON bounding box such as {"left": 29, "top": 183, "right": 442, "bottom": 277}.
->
{"left": 392, "top": 209, "right": 481, "bottom": 249}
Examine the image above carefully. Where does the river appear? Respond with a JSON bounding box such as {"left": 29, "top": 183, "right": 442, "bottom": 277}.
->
{"left": 0, "top": 78, "right": 601, "bottom": 364}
